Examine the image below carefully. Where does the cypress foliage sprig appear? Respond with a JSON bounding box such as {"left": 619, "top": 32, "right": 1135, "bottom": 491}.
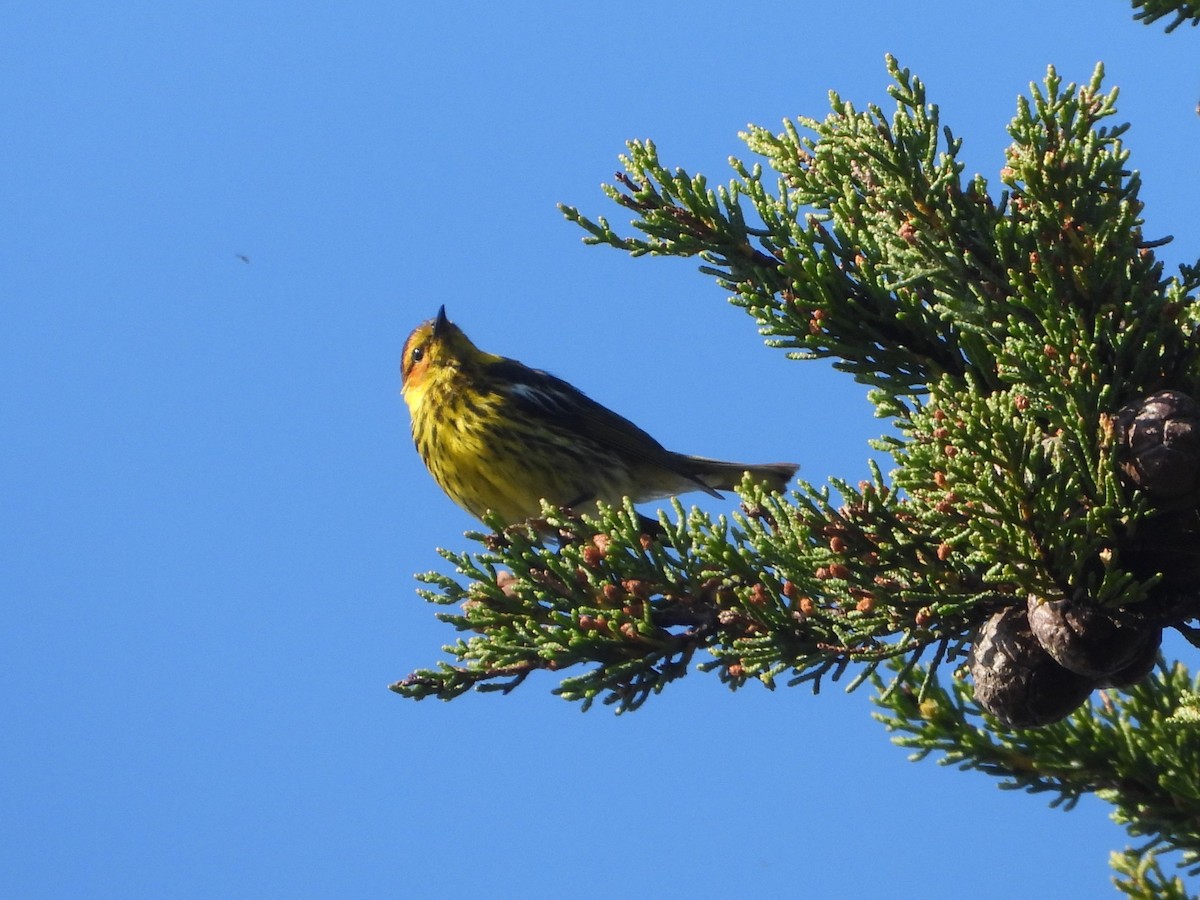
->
{"left": 873, "top": 660, "right": 1200, "bottom": 877}
{"left": 396, "top": 467, "right": 1007, "bottom": 711}
{"left": 1131, "top": 0, "right": 1200, "bottom": 31}
{"left": 1110, "top": 849, "right": 1192, "bottom": 900}
{"left": 567, "top": 60, "right": 1196, "bottom": 406}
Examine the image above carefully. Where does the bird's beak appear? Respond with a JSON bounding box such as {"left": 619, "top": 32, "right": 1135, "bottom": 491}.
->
{"left": 433, "top": 305, "right": 450, "bottom": 337}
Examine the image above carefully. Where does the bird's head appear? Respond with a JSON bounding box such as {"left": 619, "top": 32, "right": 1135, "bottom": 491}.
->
{"left": 400, "top": 306, "right": 482, "bottom": 403}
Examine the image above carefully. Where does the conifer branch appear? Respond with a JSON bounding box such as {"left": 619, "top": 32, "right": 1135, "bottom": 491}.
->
{"left": 874, "top": 661, "right": 1200, "bottom": 878}
{"left": 402, "top": 55, "right": 1200, "bottom": 888}
{"left": 1131, "top": 0, "right": 1200, "bottom": 31}
{"left": 408, "top": 58, "right": 1200, "bottom": 711}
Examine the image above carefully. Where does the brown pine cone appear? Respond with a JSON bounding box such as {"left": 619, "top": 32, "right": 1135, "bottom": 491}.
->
{"left": 969, "top": 606, "right": 1096, "bottom": 727}
{"left": 1116, "top": 389, "right": 1200, "bottom": 506}
{"left": 1026, "top": 594, "right": 1159, "bottom": 680}
{"left": 1099, "top": 626, "right": 1161, "bottom": 689}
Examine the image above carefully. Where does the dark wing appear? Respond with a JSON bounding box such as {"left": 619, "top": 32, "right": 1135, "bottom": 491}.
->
{"left": 489, "top": 359, "right": 721, "bottom": 497}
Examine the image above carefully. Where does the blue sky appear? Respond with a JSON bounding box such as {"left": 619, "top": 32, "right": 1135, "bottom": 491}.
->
{"left": 4, "top": 3, "right": 1198, "bottom": 897}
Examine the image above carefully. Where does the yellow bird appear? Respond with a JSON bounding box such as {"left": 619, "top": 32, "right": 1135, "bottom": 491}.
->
{"left": 400, "top": 307, "right": 797, "bottom": 525}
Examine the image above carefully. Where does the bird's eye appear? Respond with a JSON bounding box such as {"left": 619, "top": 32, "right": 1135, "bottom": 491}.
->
{"left": 411, "top": 345, "right": 425, "bottom": 363}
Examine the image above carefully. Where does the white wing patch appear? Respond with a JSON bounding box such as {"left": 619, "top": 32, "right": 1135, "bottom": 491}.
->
{"left": 507, "top": 381, "right": 573, "bottom": 417}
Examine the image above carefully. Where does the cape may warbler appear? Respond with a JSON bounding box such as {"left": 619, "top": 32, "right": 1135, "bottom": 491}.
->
{"left": 400, "top": 307, "right": 798, "bottom": 525}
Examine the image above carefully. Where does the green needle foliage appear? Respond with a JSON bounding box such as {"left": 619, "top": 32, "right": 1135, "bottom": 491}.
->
{"left": 875, "top": 660, "right": 1200, "bottom": 890}
{"left": 396, "top": 57, "right": 1200, "bottom": 888}
{"left": 1131, "top": 0, "right": 1200, "bottom": 31}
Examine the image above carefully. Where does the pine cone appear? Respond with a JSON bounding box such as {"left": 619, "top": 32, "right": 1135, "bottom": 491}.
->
{"left": 1025, "top": 594, "right": 1159, "bottom": 679}
{"left": 1099, "top": 626, "right": 1161, "bottom": 689}
{"left": 1116, "top": 389, "right": 1200, "bottom": 505}
{"left": 969, "top": 606, "right": 1096, "bottom": 727}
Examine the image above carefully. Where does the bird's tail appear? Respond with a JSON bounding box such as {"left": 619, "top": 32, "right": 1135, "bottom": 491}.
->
{"left": 685, "top": 458, "right": 799, "bottom": 495}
